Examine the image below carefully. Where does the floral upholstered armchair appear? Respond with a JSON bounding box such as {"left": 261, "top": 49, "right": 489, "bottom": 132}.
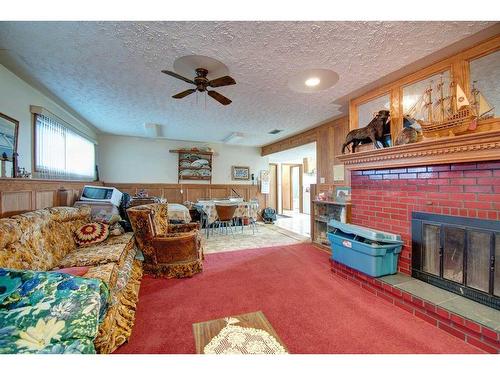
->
{"left": 127, "top": 203, "right": 203, "bottom": 278}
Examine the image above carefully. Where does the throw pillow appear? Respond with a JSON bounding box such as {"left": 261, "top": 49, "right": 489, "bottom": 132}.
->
{"left": 53, "top": 266, "right": 89, "bottom": 277}
{"left": 74, "top": 222, "right": 109, "bottom": 247}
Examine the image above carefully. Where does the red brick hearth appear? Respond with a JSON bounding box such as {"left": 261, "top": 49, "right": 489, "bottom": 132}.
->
{"left": 329, "top": 259, "right": 500, "bottom": 353}
{"left": 350, "top": 161, "right": 500, "bottom": 275}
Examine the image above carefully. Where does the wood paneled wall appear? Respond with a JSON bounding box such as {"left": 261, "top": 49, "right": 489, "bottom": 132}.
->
{"left": 0, "top": 178, "right": 100, "bottom": 218}
{"left": 349, "top": 34, "right": 500, "bottom": 137}
{"left": 102, "top": 182, "right": 267, "bottom": 212}
{"left": 0, "top": 179, "right": 268, "bottom": 218}
{"left": 261, "top": 116, "right": 350, "bottom": 186}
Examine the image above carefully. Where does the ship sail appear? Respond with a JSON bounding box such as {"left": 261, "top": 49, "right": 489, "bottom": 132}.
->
{"left": 455, "top": 84, "right": 470, "bottom": 110}
{"left": 478, "top": 92, "right": 493, "bottom": 117}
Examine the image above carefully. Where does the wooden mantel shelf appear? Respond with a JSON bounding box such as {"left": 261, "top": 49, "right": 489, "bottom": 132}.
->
{"left": 337, "top": 128, "right": 500, "bottom": 170}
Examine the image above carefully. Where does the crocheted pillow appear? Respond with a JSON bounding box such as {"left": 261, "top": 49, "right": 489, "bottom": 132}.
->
{"left": 74, "top": 222, "right": 109, "bottom": 247}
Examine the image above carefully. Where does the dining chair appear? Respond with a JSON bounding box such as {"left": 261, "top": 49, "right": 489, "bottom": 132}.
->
{"left": 215, "top": 204, "right": 237, "bottom": 236}
{"left": 242, "top": 200, "right": 259, "bottom": 235}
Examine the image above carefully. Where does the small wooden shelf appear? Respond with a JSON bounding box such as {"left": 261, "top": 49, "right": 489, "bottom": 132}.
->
{"left": 313, "top": 200, "right": 350, "bottom": 206}
{"left": 178, "top": 166, "right": 211, "bottom": 171}
{"left": 170, "top": 149, "right": 214, "bottom": 156}
{"left": 171, "top": 148, "right": 213, "bottom": 183}
{"left": 315, "top": 215, "right": 331, "bottom": 223}
{"left": 310, "top": 184, "right": 352, "bottom": 250}
{"left": 179, "top": 175, "right": 211, "bottom": 181}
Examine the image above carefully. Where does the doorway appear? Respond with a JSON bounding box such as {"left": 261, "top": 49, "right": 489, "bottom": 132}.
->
{"left": 267, "top": 163, "right": 278, "bottom": 211}
{"left": 281, "top": 164, "right": 303, "bottom": 214}
{"left": 266, "top": 142, "right": 316, "bottom": 237}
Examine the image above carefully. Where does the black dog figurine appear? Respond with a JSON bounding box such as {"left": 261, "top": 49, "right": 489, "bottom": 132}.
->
{"left": 341, "top": 110, "right": 391, "bottom": 154}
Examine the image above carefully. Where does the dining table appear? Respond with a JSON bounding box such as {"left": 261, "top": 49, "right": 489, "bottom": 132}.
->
{"left": 194, "top": 200, "right": 259, "bottom": 225}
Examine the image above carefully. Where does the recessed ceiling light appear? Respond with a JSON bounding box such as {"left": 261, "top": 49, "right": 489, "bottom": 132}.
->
{"left": 305, "top": 77, "right": 320, "bottom": 87}
{"left": 288, "top": 69, "right": 339, "bottom": 93}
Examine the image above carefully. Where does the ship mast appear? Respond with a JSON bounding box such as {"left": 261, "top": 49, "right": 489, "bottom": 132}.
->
{"left": 437, "top": 75, "right": 445, "bottom": 122}
{"left": 425, "top": 82, "right": 433, "bottom": 122}
{"left": 449, "top": 81, "right": 457, "bottom": 114}
{"left": 471, "top": 80, "right": 479, "bottom": 116}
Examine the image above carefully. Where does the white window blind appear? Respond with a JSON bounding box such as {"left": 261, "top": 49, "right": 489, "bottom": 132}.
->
{"left": 35, "top": 114, "right": 96, "bottom": 180}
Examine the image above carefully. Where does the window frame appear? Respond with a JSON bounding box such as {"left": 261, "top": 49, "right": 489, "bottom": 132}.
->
{"left": 32, "top": 112, "right": 97, "bottom": 181}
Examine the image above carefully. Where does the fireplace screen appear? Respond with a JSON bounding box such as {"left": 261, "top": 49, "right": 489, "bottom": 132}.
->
{"left": 412, "top": 212, "right": 499, "bottom": 309}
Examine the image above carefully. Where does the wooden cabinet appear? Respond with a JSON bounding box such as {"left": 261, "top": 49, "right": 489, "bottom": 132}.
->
{"left": 310, "top": 184, "right": 351, "bottom": 250}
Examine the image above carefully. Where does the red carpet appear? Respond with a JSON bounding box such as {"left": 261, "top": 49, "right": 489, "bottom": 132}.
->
{"left": 115, "top": 244, "right": 482, "bottom": 354}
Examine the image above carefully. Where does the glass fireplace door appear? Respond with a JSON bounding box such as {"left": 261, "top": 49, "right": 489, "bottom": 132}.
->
{"left": 495, "top": 234, "right": 500, "bottom": 297}
{"left": 422, "top": 224, "right": 441, "bottom": 276}
{"left": 443, "top": 227, "right": 465, "bottom": 284}
{"left": 467, "top": 231, "right": 493, "bottom": 293}
{"left": 412, "top": 212, "right": 499, "bottom": 309}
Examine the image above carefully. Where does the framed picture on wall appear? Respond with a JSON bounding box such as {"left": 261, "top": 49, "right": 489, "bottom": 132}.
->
{"left": 0, "top": 112, "right": 19, "bottom": 161}
{"left": 231, "top": 166, "right": 250, "bottom": 180}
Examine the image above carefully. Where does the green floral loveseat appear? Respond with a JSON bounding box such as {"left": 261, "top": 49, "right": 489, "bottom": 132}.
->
{"left": 0, "top": 206, "right": 143, "bottom": 353}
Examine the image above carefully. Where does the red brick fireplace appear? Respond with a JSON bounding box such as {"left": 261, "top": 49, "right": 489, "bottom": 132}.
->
{"left": 349, "top": 161, "right": 500, "bottom": 275}
{"left": 332, "top": 130, "right": 500, "bottom": 352}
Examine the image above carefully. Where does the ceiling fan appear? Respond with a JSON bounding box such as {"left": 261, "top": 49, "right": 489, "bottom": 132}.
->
{"left": 161, "top": 68, "right": 236, "bottom": 105}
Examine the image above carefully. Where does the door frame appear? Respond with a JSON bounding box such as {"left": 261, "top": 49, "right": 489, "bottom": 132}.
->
{"left": 281, "top": 163, "right": 303, "bottom": 214}
{"left": 268, "top": 163, "right": 278, "bottom": 211}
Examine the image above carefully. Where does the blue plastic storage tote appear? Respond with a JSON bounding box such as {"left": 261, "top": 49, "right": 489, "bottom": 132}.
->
{"left": 327, "top": 220, "right": 403, "bottom": 277}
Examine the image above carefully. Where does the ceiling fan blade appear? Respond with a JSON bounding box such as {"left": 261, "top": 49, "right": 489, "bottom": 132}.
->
{"left": 208, "top": 75, "right": 236, "bottom": 88}
{"left": 161, "top": 70, "right": 195, "bottom": 85}
{"left": 172, "top": 89, "right": 196, "bottom": 99}
{"left": 207, "top": 90, "right": 232, "bottom": 105}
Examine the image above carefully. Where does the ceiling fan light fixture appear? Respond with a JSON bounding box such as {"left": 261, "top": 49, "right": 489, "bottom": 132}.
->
{"left": 162, "top": 62, "right": 235, "bottom": 105}
{"left": 305, "top": 77, "right": 320, "bottom": 87}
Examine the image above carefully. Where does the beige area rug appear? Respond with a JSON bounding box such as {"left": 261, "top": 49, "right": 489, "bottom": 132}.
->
{"left": 203, "top": 223, "right": 309, "bottom": 254}
{"left": 193, "top": 311, "right": 288, "bottom": 354}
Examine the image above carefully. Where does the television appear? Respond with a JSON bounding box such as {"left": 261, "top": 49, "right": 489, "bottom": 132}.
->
{"left": 80, "top": 185, "right": 123, "bottom": 207}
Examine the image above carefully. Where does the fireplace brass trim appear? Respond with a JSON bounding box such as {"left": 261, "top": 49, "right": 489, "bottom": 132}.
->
{"left": 337, "top": 127, "right": 500, "bottom": 171}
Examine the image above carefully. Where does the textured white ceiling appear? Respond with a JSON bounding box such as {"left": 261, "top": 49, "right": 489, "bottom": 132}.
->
{"left": 268, "top": 142, "right": 316, "bottom": 163}
{"left": 0, "top": 21, "right": 494, "bottom": 146}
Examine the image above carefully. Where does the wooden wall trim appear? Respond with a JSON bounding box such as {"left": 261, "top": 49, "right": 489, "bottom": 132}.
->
{"left": 102, "top": 182, "right": 268, "bottom": 214}
{"left": 0, "top": 178, "right": 99, "bottom": 217}
{"left": 0, "top": 179, "right": 269, "bottom": 217}
{"left": 337, "top": 127, "right": 500, "bottom": 170}
{"left": 349, "top": 34, "right": 500, "bottom": 132}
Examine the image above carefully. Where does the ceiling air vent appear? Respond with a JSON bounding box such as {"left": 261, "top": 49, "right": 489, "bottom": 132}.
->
{"left": 268, "top": 129, "right": 283, "bottom": 135}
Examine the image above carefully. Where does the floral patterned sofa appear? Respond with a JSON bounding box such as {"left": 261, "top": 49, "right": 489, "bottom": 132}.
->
{"left": 0, "top": 205, "right": 143, "bottom": 353}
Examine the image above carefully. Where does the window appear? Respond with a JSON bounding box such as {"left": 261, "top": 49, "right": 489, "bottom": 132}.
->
{"left": 34, "top": 114, "right": 96, "bottom": 180}
{"left": 357, "top": 94, "right": 390, "bottom": 128}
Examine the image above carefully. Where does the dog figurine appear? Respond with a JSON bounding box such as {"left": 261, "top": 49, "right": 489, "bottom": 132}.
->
{"left": 341, "top": 110, "right": 391, "bottom": 154}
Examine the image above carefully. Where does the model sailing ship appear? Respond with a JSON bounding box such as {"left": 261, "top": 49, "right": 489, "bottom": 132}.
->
{"left": 405, "top": 76, "right": 494, "bottom": 138}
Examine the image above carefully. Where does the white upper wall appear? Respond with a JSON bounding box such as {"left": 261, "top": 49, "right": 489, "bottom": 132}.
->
{"left": 0, "top": 64, "right": 98, "bottom": 173}
{"left": 98, "top": 134, "right": 269, "bottom": 184}
{"left": 0, "top": 64, "right": 268, "bottom": 183}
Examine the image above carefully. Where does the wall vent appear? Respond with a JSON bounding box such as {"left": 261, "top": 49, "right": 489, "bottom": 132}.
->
{"left": 268, "top": 129, "right": 283, "bottom": 135}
